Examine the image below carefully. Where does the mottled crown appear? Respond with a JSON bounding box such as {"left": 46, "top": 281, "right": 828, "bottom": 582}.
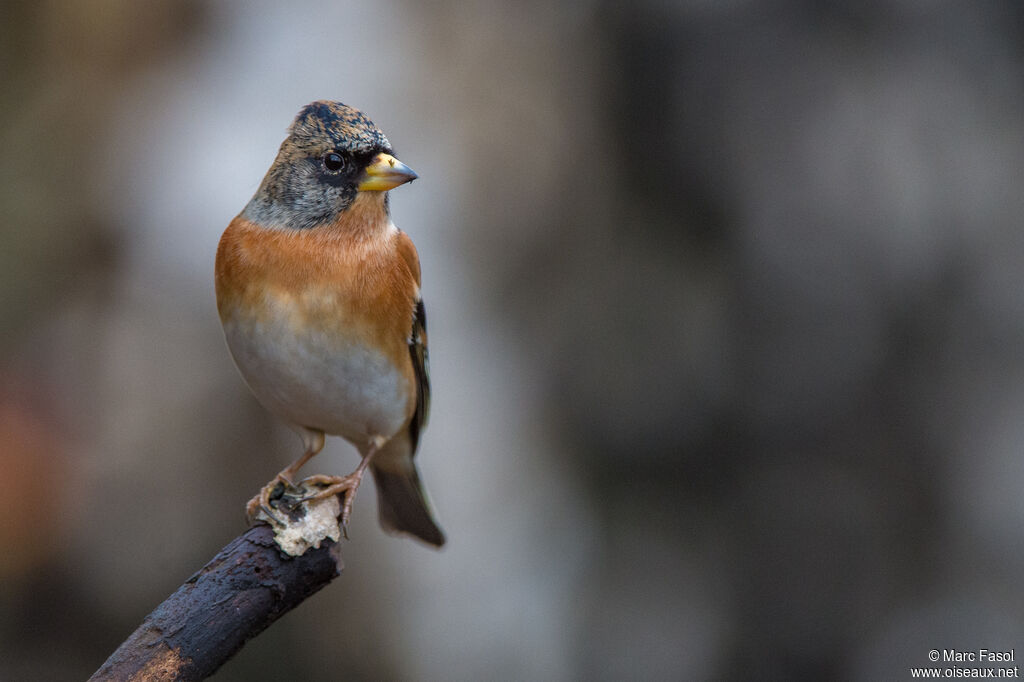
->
{"left": 289, "top": 101, "right": 391, "bottom": 154}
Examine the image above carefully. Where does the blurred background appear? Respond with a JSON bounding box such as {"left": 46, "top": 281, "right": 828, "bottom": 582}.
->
{"left": 2, "top": 0, "right": 1023, "bottom": 679}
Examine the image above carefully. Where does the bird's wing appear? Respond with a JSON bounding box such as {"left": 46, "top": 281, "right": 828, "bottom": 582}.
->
{"left": 408, "top": 296, "right": 430, "bottom": 452}
{"left": 396, "top": 230, "right": 430, "bottom": 453}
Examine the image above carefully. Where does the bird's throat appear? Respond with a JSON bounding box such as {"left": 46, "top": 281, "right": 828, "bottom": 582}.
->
{"left": 324, "top": 191, "right": 393, "bottom": 241}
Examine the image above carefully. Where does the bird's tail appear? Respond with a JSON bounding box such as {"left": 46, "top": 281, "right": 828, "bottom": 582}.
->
{"left": 370, "top": 435, "right": 445, "bottom": 547}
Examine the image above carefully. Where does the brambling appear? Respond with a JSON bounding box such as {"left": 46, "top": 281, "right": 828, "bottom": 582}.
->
{"left": 215, "top": 101, "right": 444, "bottom": 546}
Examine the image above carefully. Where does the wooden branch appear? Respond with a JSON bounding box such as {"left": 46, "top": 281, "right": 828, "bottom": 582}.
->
{"left": 90, "top": 494, "right": 345, "bottom": 681}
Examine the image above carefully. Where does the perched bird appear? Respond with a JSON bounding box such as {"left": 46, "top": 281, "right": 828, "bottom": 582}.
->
{"left": 215, "top": 101, "right": 444, "bottom": 546}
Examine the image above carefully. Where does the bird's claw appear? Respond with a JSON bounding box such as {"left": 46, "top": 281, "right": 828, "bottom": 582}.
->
{"left": 295, "top": 473, "right": 362, "bottom": 530}
{"left": 246, "top": 470, "right": 366, "bottom": 535}
{"left": 246, "top": 477, "right": 295, "bottom": 527}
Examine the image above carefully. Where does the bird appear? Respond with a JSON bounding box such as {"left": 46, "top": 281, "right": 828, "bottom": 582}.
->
{"left": 214, "top": 101, "right": 444, "bottom": 546}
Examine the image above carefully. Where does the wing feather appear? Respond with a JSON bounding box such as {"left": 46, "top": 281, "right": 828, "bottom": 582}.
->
{"left": 408, "top": 297, "right": 430, "bottom": 452}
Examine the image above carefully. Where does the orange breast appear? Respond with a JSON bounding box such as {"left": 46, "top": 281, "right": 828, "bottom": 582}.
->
{"left": 215, "top": 210, "right": 419, "bottom": 410}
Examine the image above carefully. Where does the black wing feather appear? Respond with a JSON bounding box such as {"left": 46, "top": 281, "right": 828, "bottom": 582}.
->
{"left": 408, "top": 297, "right": 430, "bottom": 452}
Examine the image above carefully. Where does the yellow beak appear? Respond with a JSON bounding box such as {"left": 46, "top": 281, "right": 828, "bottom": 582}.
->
{"left": 357, "top": 153, "right": 418, "bottom": 192}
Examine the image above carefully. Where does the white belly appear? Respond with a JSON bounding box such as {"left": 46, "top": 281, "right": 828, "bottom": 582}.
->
{"left": 222, "top": 310, "right": 409, "bottom": 443}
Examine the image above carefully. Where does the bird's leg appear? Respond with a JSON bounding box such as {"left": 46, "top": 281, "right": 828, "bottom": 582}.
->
{"left": 276, "top": 428, "right": 326, "bottom": 483}
{"left": 298, "top": 437, "right": 383, "bottom": 532}
{"left": 247, "top": 428, "right": 326, "bottom": 525}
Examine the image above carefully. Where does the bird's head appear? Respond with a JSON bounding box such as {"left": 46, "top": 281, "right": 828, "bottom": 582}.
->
{"left": 244, "top": 101, "right": 417, "bottom": 230}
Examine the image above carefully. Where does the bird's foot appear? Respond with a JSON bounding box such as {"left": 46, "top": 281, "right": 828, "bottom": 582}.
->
{"left": 245, "top": 474, "right": 345, "bottom": 557}
{"left": 245, "top": 474, "right": 299, "bottom": 527}
{"left": 297, "top": 472, "right": 366, "bottom": 536}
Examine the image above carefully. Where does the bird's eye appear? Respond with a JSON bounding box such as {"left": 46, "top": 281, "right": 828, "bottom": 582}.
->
{"left": 323, "top": 151, "right": 345, "bottom": 171}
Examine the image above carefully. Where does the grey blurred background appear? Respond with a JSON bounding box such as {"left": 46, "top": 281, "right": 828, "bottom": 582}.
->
{"left": 2, "top": 1, "right": 1023, "bottom": 680}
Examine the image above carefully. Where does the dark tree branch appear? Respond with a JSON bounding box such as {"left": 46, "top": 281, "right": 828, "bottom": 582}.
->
{"left": 90, "top": 505, "right": 344, "bottom": 681}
